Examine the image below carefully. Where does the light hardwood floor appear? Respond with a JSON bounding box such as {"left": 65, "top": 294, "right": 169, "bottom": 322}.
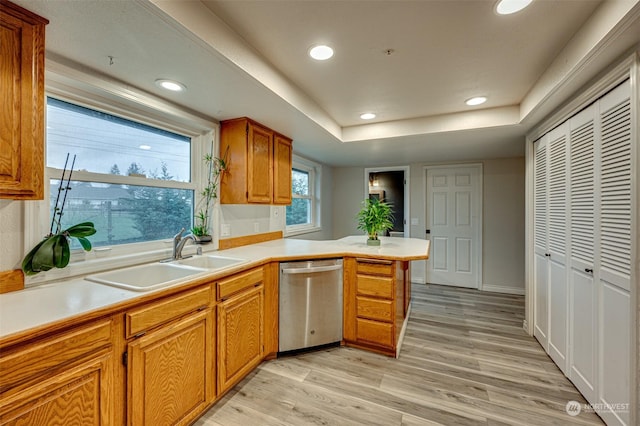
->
{"left": 195, "top": 283, "right": 603, "bottom": 426}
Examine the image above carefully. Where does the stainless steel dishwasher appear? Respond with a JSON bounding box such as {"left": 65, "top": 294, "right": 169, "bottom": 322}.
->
{"left": 279, "top": 258, "right": 343, "bottom": 353}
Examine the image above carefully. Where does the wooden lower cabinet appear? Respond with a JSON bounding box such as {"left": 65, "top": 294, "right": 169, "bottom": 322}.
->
{"left": 0, "top": 318, "right": 115, "bottom": 425}
{"left": 127, "top": 308, "right": 214, "bottom": 426}
{"left": 343, "top": 257, "right": 409, "bottom": 356}
{"left": 217, "top": 285, "right": 264, "bottom": 395}
{"left": 0, "top": 351, "right": 112, "bottom": 425}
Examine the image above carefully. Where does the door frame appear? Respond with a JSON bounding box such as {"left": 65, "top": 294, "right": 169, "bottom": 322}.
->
{"left": 423, "top": 163, "right": 483, "bottom": 290}
{"left": 363, "top": 166, "right": 410, "bottom": 237}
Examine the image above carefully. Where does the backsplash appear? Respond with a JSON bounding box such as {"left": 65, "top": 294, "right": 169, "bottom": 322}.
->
{"left": 0, "top": 200, "right": 24, "bottom": 271}
{"left": 218, "top": 204, "right": 285, "bottom": 239}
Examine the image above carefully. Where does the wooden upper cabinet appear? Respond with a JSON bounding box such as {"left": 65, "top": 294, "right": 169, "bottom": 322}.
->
{"left": 0, "top": 1, "right": 48, "bottom": 200}
{"left": 220, "top": 117, "right": 292, "bottom": 205}
{"left": 247, "top": 122, "right": 273, "bottom": 203}
{"left": 273, "top": 133, "right": 293, "bottom": 205}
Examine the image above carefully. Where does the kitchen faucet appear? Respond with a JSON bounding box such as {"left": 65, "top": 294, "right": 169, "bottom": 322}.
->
{"left": 172, "top": 228, "right": 196, "bottom": 260}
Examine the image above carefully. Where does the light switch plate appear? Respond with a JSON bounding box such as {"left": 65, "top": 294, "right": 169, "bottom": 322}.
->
{"left": 221, "top": 224, "right": 231, "bottom": 237}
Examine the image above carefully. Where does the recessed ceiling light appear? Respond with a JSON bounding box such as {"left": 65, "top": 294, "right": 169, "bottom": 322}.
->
{"left": 360, "top": 113, "right": 376, "bottom": 120}
{"left": 155, "top": 79, "right": 186, "bottom": 92}
{"left": 465, "top": 96, "right": 487, "bottom": 106}
{"left": 495, "top": 0, "right": 532, "bottom": 15}
{"left": 139, "top": 144, "right": 151, "bottom": 150}
{"left": 309, "top": 45, "right": 334, "bottom": 61}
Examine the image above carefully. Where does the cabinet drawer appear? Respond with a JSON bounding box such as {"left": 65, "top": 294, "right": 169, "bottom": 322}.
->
{"left": 356, "top": 259, "right": 393, "bottom": 276}
{"left": 357, "top": 297, "right": 393, "bottom": 322}
{"left": 126, "top": 286, "right": 211, "bottom": 338}
{"left": 0, "top": 319, "right": 112, "bottom": 392}
{"left": 356, "top": 318, "right": 394, "bottom": 348}
{"left": 217, "top": 267, "right": 263, "bottom": 301}
{"left": 356, "top": 275, "right": 394, "bottom": 299}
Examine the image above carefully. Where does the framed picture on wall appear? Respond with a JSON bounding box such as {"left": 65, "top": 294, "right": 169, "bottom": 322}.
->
{"left": 369, "top": 189, "right": 385, "bottom": 201}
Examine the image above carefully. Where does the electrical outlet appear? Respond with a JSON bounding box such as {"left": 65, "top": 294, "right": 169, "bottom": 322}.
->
{"left": 253, "top": 222, "right": 260, "bottom": 233}
{"left": 221, "top": 224, "right": 231, "bottom": 237}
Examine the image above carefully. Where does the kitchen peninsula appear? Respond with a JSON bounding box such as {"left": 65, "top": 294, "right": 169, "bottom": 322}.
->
{"left": 0, "top": 236, "right": 428, "bottom": 425}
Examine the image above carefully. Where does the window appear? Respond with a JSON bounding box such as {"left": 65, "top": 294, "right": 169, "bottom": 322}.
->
{"left": 286, "top": 157, "right": 321, "bottom": 235}
{"left": 46, "top": 97, "right": 195, "bottom": 249}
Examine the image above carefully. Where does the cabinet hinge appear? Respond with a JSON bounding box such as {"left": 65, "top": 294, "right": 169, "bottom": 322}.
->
{"left": 122, "top": 351, "right": 128, "bottom": 367}
{"left": 246, "top": 123, "right": 249, "bottom": 136}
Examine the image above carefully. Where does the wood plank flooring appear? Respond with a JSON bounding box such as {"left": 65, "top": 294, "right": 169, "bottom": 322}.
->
{"left": 195, "top": 283, "right": 603, "bottom": 426}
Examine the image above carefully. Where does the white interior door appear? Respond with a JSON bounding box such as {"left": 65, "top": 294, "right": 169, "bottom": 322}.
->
{"left": 426, "top": 165, "right": 481, "bottom": 288}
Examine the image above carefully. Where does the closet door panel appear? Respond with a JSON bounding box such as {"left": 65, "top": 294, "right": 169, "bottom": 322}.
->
{"left": 533, "top": 137, "right": 548, "bottom": 348}
{"left": 597, "top": 80, "right": 632, "bottom": 424}
{"left": 568, "top": 105, "right": 597, "bottom": 404}
{"left": 547, "top": 125, "right": 569, "bottom": 372}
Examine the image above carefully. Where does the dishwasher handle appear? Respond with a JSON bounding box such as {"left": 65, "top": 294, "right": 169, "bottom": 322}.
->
{"left": 281, "top": 264, "right": 343, "bottom": 275}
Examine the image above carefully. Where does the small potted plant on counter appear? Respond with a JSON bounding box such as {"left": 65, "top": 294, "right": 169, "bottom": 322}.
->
{"left": 191, "top": 144, "right": 228, "bottom": 243}
{"left": 356, "top": 197, "right": 394, "bottom": 246}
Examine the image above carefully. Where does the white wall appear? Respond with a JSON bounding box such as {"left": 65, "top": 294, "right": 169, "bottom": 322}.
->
{"left": 332, "top": 157, "right": 526, "bottom": 293}
{"left": 331, "top": 166, "right": 365, "bottom": 239}
{"left": 480, "top": 158, "right": 526, "bottom": 293}
{"left": 0, "top": 200, "right": 25, "bottom": 271}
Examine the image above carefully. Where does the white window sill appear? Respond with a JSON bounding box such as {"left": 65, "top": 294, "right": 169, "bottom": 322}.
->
{"left": 285, "top": 226, "right": 322, "bottom": 238}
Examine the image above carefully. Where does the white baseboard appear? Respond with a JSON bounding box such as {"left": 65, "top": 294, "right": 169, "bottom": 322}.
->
{"left": 411, "top": 275, "right": 426, "bottom": 284}
{"left": 481, "top": 284, "right": 525, "bottom": 295}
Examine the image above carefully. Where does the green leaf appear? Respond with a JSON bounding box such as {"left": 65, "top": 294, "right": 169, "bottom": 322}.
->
{"left": 22, "top": 238, "right": 48, "bottom": 275}
{"left": 31, "top": 236, "right": 58, "bottom": 272}
{"left": 77, "top": 237, "right": 92, "bottom": 251}
{"left": 66, "top": 222, "right": 96, "bottom": 237}
{"left": 53, "top": 235, "right": 70, "bottom": 268}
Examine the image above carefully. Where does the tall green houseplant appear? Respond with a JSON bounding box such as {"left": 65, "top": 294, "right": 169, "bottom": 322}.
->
{"left": 356, "top": 198, "right": 394, "bottom": 246}
{"left": 191, "top": 144, "right": 228, "bottom": 242}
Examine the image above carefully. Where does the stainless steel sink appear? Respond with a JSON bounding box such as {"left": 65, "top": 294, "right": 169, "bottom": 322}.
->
{"left": 175, "top": 255, "right": 248, "bottom": 271}
{"left": 85, "top": 262, "right": 208, "bottom": 292}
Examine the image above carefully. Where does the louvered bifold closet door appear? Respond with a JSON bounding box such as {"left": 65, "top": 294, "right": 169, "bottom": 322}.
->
{"left": 546, "top": 124, "right": 569, "bottom": 372}
{"left": 597, "top": 80, "right": 631, "bottom": 426}
{"left": 533, "top": 137, "right": 549, "bottom": 348}
{"left": 568, "top": 104, "right": 598, "bottom": 403}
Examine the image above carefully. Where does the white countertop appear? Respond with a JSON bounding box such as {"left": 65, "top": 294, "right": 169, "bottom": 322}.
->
{"left": 0, "top": 236, "right": 428, "bottom": 343}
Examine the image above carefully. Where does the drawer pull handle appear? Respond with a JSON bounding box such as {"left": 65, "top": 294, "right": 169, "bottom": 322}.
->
{"left": 356, "top": 258, "right": 393, "bottom": 265}
{"left": 585, "top": 268, "right": 593, "bottom": 273}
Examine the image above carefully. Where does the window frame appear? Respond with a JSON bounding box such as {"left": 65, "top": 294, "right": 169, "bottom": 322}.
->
{"left": 285, "top": 155, "right": 322, "bottom": 236}
{"left": 24, "top": 62, "right": 216, "bottom": 285}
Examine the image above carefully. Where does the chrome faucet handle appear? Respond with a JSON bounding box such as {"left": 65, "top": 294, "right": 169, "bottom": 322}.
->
{"left": 173, "top": 227, "right": 186, "bottom": 241}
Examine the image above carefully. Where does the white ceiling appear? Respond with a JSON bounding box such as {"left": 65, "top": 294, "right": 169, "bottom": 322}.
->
{"left": 11, "top": 0, "right": 640, "bottom": 166}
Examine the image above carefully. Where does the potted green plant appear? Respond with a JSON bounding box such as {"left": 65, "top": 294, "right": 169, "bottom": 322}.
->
{"left": 356, "top": 198, "right": 394, "bottom": 246}
{"left": 22, "top": 155, "right": 97, "bottom": 275}
{"left": 191, "top": 144, "right": 228, "bottom": 243}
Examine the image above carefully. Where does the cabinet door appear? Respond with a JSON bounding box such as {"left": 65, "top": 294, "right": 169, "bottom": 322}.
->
{"left": 0, "top": 352, "right": 113, "bottom": 425}
{"left": 127, "top": 309, "right": 214, "bottom": 426}
{"left": 272, "top": 134, "right": 292, "bottom": 205}
{"left": 217, "top": 285, "right": 264, "bottom": 394}
{"left": 0, "top": 3, "right": 47, "bottom": 200}
{"left": 247, "top": 123, "right": 273, "bottom": 203}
